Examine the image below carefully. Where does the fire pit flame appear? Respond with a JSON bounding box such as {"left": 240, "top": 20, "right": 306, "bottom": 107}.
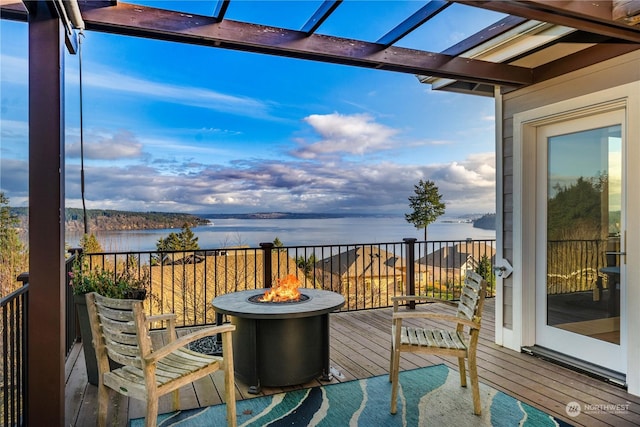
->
{"left": 260, "top": 274, "right": 301, "bottom": 302}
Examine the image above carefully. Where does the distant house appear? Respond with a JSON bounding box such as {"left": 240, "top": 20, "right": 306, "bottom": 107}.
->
{"left": 312, "top": 246, "right": 425, "bottom": 307}
{"left": 419, "top": 242, "right": 496, "bottom": 285}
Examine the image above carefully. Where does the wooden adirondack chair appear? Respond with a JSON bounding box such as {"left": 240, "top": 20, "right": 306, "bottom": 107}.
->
{"left": 389, "top": 270, "right": 487, "bottom": 415}
{"left": 85, "top": 292, "right": 237, "bottom": 427}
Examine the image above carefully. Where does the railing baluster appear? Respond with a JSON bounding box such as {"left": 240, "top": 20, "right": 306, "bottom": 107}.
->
{"left": 1, "top": 279, "right": 29, "bottom": 427}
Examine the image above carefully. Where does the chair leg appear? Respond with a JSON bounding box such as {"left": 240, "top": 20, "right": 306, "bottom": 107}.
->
{"left": 97, "top": 383, "right": 109, "bottom": 427}
{"left": 145, "top": 397, "right": 159, "bottom": 427}
{"left": 390, "top": 348, "right": 401, "bottom": 414}
{"left": 458, "top": 357, "right": 467, "bottom": 387}
{"left": 468, "top": 356, "right": 481, "bottom": 416}
{"left": 172, "top": 389, "right": 180, "bottom": 411}
{"left": 222, "top": 331, "right": 237, "bottom": 427}
{"left": 389, "top": 343, "right": 394, "bottom": 382}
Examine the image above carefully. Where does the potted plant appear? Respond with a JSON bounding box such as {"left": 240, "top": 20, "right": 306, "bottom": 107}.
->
{"left": 69, "top": 254, "right": 150, "bottom": 385}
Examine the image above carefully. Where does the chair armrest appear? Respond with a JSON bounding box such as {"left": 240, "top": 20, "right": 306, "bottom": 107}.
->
{"left": 392, "top": 311, "right": 479, "bottom": 329}
{"left": 145, "top": 323, "right": 236, "bottom": 364}
{"left": 146, "top": 313, "right": 178, "bottom": 342}
{"left": 146, "top": 313, "right": 177, "bottom": 326}
{"left": 391, "top": 295, "right": 458, "bottom": 309}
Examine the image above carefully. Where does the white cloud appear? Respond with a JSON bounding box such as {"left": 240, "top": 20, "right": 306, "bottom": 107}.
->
{"left": 0, "top": 158, "right": 28, "bottom": 197}
{"left": 0, "top": 54, "right": 28, "bottom": 85}
{"left": 0, "top": 119, "right": 28, "bottom": 139}
{"left": 66, "top": 130, "right": 144, "bottom": 160}
{"left": 63, "top": 149, "right": 496, "bottom": 216}
{"left": 83, "top": 66, "right": 278, "bottom": 120}
{"left": 291, "top": 113, "right": 399, "bottom": 159}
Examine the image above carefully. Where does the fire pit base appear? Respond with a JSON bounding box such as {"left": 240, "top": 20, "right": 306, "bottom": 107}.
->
{"left": 233, "top": 315, "right": 328, "bottom": 392}
{"left": 212, "top": 288, "right": 345, "bottom": 394}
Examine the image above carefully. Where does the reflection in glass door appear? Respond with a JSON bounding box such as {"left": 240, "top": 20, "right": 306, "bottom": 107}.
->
{"left": 546, "top": 125, "right": 621, "bottom": 345}
{"left": 535, "top": 109, "right": 625, "bottom": 373}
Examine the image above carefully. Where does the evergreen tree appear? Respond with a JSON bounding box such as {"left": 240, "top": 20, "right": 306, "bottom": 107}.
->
{"left": 0, "top": 192, "right": 20, "bottom": 251}
{"left": 0, "top": 193, "right": 27, "bottom": 297}
{"left": 176, "top": 223, "right": 199, "bottom": 250}
{"left": 475, "top": 254, "right": 495, "bottom": 290}
{"left": 80, "top": 233, "right": 103, "bottom": 254}
{"left": 405, "top": 179, "right": 446, "bottom": 241}
{"left": 156, "top": 223, "right": 199, "bottom": 252}
{"left": 296, "top": 254, "right": 318, "bottom": 276}
{"left": 547, "top": 176, "right": 604, "bottom": 240}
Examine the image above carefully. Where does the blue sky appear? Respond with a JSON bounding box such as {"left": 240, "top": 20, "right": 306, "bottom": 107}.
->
{"left": 1, "top": 1, "right": 501, "bottom": 216}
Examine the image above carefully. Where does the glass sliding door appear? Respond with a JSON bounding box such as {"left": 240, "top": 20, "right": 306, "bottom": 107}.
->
{"left": 535, "top": 109, "right": 625, "bottom": 373}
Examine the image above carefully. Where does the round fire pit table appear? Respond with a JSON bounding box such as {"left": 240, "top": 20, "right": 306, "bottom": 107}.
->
{"left": 212, "top": 288, "right": 345, "bottom": 393}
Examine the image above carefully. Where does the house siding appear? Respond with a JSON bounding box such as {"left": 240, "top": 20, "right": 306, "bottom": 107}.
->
{"left": 499, "top": 49, "right": 640, "bottom": 332}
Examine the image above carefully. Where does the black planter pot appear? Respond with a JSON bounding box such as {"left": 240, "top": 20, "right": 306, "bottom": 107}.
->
{"left": 74, "top": 294, "right": 100, "bottom": 385}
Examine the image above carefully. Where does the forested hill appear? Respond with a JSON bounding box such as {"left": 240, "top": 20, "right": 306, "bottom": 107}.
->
{"left": 11, "top": 208, "right": 208, "bottom": 232}
{"left": 472, "top": 213, "right": 496, "bottom": 230}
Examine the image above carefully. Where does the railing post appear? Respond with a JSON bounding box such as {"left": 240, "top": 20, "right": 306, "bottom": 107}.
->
{"left": 260, "top": 243, "right": 274, "bottom": 288}
{"left": 403, "top": 238, "right": 417, "bottom": 309}
{"left": 17, "top": 272, "right": 29, "bottom": 286}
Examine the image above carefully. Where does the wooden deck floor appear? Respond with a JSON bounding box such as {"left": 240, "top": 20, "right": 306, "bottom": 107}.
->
{"left": 65, "top": 299, "right": 640, "bottom": 426}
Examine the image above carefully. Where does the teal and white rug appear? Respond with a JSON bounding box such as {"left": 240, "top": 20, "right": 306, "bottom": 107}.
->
{"left": 130, "top": 364, "right": 572, "bottom": 426}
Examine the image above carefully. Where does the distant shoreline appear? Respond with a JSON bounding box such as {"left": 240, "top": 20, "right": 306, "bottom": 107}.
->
{"left": 65, "top": 217, "right": 496, "bottom": 251}
{"left": 11, "top": 207, "right": 496, "bottom": 232}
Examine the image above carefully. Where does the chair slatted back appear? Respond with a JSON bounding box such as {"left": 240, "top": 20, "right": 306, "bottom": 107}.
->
{"left": 91, "top": 293, "right": 149, "bottom": 369}
{"left": 456, "top": 271, "right": 486, "bottom": 328}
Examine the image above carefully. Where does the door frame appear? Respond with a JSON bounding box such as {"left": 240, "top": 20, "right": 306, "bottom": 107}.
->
{"left": 511, "top": 82, "right": 640, "bottom": 394}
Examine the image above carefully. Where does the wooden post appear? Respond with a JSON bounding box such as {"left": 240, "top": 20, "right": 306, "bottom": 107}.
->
{"left": 260, "top": 243, "right": 274, "bottom": 288}
{"left": 403, "top": 238, "right": 417, "bottom": 309}
{"left": 27, "top": 1, "right": 66, "bottom": 425}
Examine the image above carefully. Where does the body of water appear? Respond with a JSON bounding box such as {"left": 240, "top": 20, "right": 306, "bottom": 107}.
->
{"left": 67, "top": 216, "right": 496, "bottom": 252}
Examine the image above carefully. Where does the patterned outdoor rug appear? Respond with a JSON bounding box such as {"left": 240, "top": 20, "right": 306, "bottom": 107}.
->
{"left": 130, "top": 364, "right": 572, "bottom": 426}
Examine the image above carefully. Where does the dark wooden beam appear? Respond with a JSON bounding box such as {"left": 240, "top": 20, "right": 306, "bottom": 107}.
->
{"left": 532, "top": 42, "right": 640, "bottom": 83}
{"left": 0, "top": 0, "right": 28, "bottom": 21}
{"left": 301, "top": 0, "right": 341, "bottom": 35}
{"left": 78, "top": 1, "right": 532, "bottom": 87}
{"left": 212, "top": 0, "right": 229, "bottom": 21}
{"left": 524, "top": 0, "right": 616, "bottom": 23}
{"left": 453, "top": 0, "right": 640, "bottom": 43}
{"left": 441, "top": 15, "right": 528, "bottom": 56}
{"left": 26, "top": 0, "right": 66, "bottom": 425}
{"left": 376, "top": 0, "right": 451, "bottom": 47}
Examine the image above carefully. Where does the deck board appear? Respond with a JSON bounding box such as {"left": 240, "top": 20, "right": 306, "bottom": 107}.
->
{"left": 65, "top": 299, "right": 640, "bottom": 426}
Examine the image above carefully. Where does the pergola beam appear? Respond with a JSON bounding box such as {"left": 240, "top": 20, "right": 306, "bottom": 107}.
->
{"left": 0, "top": 0, "right": 27, "bottom": 20}
{"left": 376, "top": 0, "right": 451, "bottom": 47}
{"left": 78, "top": 1, "right": 532, "bottom": 87}
{"left": 300, "top": 0, "right": 341, "bottom": 35}
{"left": 212, "top": 0, "right": 229, "bottom": 21}
{"left": 440, "top": 15, "right": 528, "bottom": 56}
{"left": 532, "top": 42, "right": 640, "bottom": 84}
{"left": 452, "top": 0, "right": 640, "bottom": 43}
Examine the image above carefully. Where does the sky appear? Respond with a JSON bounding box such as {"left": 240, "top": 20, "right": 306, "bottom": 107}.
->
{"left": 0, "top": 1, "right": 502, "bottom": 217}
